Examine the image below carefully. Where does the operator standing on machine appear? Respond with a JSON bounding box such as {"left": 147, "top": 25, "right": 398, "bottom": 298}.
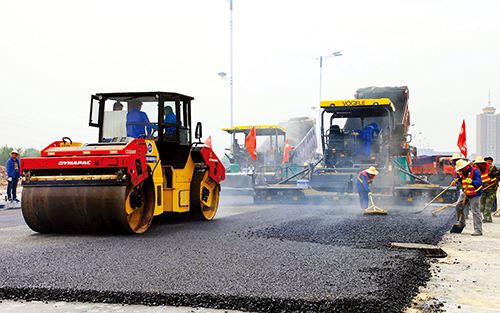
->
{"left": 356, "top": 166, "right": 379, "bottom": 210}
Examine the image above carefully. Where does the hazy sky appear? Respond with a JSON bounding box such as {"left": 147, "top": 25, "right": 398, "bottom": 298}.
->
{"left": 1, "top": 0, "right": 499, "bottom": 156}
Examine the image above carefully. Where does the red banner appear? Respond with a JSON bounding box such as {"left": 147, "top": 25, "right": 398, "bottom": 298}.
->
{"left": 457, "top": 119, "right": 467, "bottom": 158}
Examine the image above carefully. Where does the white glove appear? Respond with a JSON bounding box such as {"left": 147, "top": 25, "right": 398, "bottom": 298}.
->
{"left": 7, "top": 177, "right": 12, "bottom": 182}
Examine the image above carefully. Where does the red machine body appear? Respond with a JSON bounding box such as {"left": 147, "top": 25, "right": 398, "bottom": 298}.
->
{"left": 198, "top": 146, "right": 226, "bottom": 183}
{"left": 22, "top": 139, "right": 149, "bottom": 188}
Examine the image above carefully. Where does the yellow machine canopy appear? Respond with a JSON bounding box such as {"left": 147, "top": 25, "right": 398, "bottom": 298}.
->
{"left": 320, "top": 98, "right": 395, "bottom": 118}
{"left": 222, "top": 125, "right": 286, "bottom": 136}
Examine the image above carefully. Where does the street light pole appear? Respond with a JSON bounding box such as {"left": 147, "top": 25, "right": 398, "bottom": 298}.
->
{"left": 229, "top": 0, "right": 234, "bottom": 130}
{"left": 319, "top": 55, "right": 323, "bottom": 107}
{"left": 316, "top": 51, "right": 342, "bottom": 151}
{"left": 220, "top": 1, "right": 235, "bottom": 150}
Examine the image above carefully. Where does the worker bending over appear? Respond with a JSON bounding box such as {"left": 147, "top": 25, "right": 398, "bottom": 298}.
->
{"left": 474, "top": 156, "right": 498, "bottom": 223}
{"left": 356, "top": 166, "right": 379, "bottom": 210}
{"left": 455, "top": 159, "right": 483, "bottom": 236}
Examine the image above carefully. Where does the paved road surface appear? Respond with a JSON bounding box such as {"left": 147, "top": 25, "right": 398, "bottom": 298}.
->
{"left": 0, "top": 196, "right": 454, "bottom": 313}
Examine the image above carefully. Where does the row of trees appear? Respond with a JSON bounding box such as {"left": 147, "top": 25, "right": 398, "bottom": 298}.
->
{"left": 0, "top": 145, "right": 40, "bottom": 165}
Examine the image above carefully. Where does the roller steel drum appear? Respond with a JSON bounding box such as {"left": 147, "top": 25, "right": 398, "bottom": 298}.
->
{"left": 21, "top": 184, "right": 154, "bottom": 234}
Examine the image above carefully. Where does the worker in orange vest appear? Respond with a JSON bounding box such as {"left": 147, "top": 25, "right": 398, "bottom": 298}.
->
{"left": 455, "top": 159, "right": 483, "bottom": 236}
{"left": 450, "top": 153, "right": 469, "bottom": 226}
{"left": 484, "top": 157, "right": 499, "bottom": 214}
{"left": 474, "top": 156, "right": 498, "bottom": 222}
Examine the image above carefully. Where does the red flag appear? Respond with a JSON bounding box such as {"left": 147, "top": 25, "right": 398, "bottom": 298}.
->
{"left": 205, "top": 136, "right": 212, "bottom": 149}
{"left": 245, "top": 127, "right": 257, "bottom": 161}
{"left": 457, "top": 119, "right": 467, "bottom": 158}
{"left": 282, "top": 139, "right": 293, "bottom": 164}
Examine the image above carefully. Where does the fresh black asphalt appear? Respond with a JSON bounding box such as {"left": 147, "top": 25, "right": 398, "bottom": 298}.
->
{"left": 0, "top": 199, "right": 455, "bottom": 313}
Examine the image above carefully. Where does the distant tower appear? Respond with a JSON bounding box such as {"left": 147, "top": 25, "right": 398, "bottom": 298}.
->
{"left": 476, "top": 91, "right": 498, "bottom": 162}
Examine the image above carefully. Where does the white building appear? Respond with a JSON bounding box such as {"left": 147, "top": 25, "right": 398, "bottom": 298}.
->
{"left": 476, "top": 104, "right": 500, "bottom": 162}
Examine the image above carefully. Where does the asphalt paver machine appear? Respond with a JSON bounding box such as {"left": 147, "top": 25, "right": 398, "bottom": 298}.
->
{"left": 223, "top": 125, "right": 287, "bottom": 172}
{"left": 311, "top": 97, "right": 400, "bottom": 193}
{"left": 21, "top": 92, "right": 225, "bottom": 234}
{"left": 254, "top": 86, "right": 457, "bottom": 204}
{"left": 221, "top": 125, "right": 287, "bottom": 192}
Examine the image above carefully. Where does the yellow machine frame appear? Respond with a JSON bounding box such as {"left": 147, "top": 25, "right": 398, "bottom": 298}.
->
{"left": 145, "top": 140, "right": 218, "bottom": 216}
{"left": 222, "top": 125, "right": 286, "bottom": 136}
{"left": 320, "top": 98, "right": 395, "bottom": 111}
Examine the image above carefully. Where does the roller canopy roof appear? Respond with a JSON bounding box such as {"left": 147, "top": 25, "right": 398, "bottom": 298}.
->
{"left": 93, "top": 92, "right": 194, "bottom": 102}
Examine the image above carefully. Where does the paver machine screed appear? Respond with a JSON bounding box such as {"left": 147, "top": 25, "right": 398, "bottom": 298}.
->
{"left": 21, "top": 92, "right": 225, "bottom": 234}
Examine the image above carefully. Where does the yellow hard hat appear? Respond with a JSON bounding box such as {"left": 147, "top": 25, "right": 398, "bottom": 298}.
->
{"left": 455, "top": 159, "right": 469, "bottom": 172}
{"left": 366, "top": 166, "right": 379, "bottom": 176}
{"left": 10, "top": 150, "right": 19, "bottom": 155}
{"left": 450, "top": 153, "right": 461, "bottom": 161}
{"left": 473, "top": 156, "right": 486, "bottom": 164}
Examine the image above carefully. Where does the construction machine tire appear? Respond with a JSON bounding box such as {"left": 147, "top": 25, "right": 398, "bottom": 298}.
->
{"left": 21, "top": 179, "right": 155, "bottom": 234}
{"left": 190, "top": 168, "right": 220, "bottom": 221}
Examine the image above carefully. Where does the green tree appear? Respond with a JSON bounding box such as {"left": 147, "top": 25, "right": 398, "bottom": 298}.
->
{"left": 0, "top": 145, "right": 40, "bottom": 165}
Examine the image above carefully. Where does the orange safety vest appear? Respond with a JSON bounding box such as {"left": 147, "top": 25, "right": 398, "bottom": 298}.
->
{"left": 480, "top": 164, "right": 497, "bottom": 186}
{"left": 357, "top": 170, "right": 374, "bottom": 185}
{"left": 458, "top": 169, "right": 483, "bottom": 197}
{"left": 480, "top": 164, "right": 492, "bottom": 185}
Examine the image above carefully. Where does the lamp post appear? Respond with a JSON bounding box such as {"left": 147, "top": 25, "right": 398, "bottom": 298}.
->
{"left": 218, "top": 0, "right": 235, "bottom": 150}
{"left": 316, "top": 51, "right": 342, "bottom": 150}
{"left": 229, "top": 0, "right": 234, "bottom": 130}
{"left": 218, "top": 71, "right": 234, "bottom": 148}
{"left": 318, "top": 51, "right": 342, "bottom": 103}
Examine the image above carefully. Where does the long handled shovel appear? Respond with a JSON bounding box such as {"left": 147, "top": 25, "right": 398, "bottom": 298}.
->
{"left": 450, "top": 195, "right": 467, "bottom": 233}
{"left": 363, "top": 193, "right": 388, "bottom": 215}
{"left": 412, "top": 180, "right": 457, "bottom": 215}
{"left": 449, "top": 182, "right": 497, "bottom": 232}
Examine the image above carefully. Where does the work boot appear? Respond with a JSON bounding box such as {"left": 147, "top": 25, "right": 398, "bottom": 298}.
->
{"left": 471, "top": 232, "right": 483, "bottom": 236}
{"left": 454, "top": 222, "right": 465, "bottom": 228}
{"left": 13, "top": 199, "right": 20, "bottom": 203}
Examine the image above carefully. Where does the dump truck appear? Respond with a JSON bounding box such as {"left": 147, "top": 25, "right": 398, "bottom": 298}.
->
{"left": 411, "top": 155, "right": 456, "bottom": 185}
{"left": 254, "top": 86, "right": 458, "bottom": 204}
{"left": 21, "top": 92, "right": 225, "bottom": 234}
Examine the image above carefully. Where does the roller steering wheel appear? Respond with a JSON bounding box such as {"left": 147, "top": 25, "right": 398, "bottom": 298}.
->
{"left": 62, "top": 137, "right": 73, "bottom": 144}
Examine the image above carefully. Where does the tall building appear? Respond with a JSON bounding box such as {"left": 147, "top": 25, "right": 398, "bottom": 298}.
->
{"left": 476, "top": 98, "right": 499, "bottom": 162}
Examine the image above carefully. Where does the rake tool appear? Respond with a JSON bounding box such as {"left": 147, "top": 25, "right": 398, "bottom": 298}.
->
{"left": 431, "top": 203, "right": 454, "bottom": 217}
{"left": 412, "top": 179, "right": 457, "bottom": 215}
{"left": 363, "top": 193, "right": 388, "bottom": 215}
